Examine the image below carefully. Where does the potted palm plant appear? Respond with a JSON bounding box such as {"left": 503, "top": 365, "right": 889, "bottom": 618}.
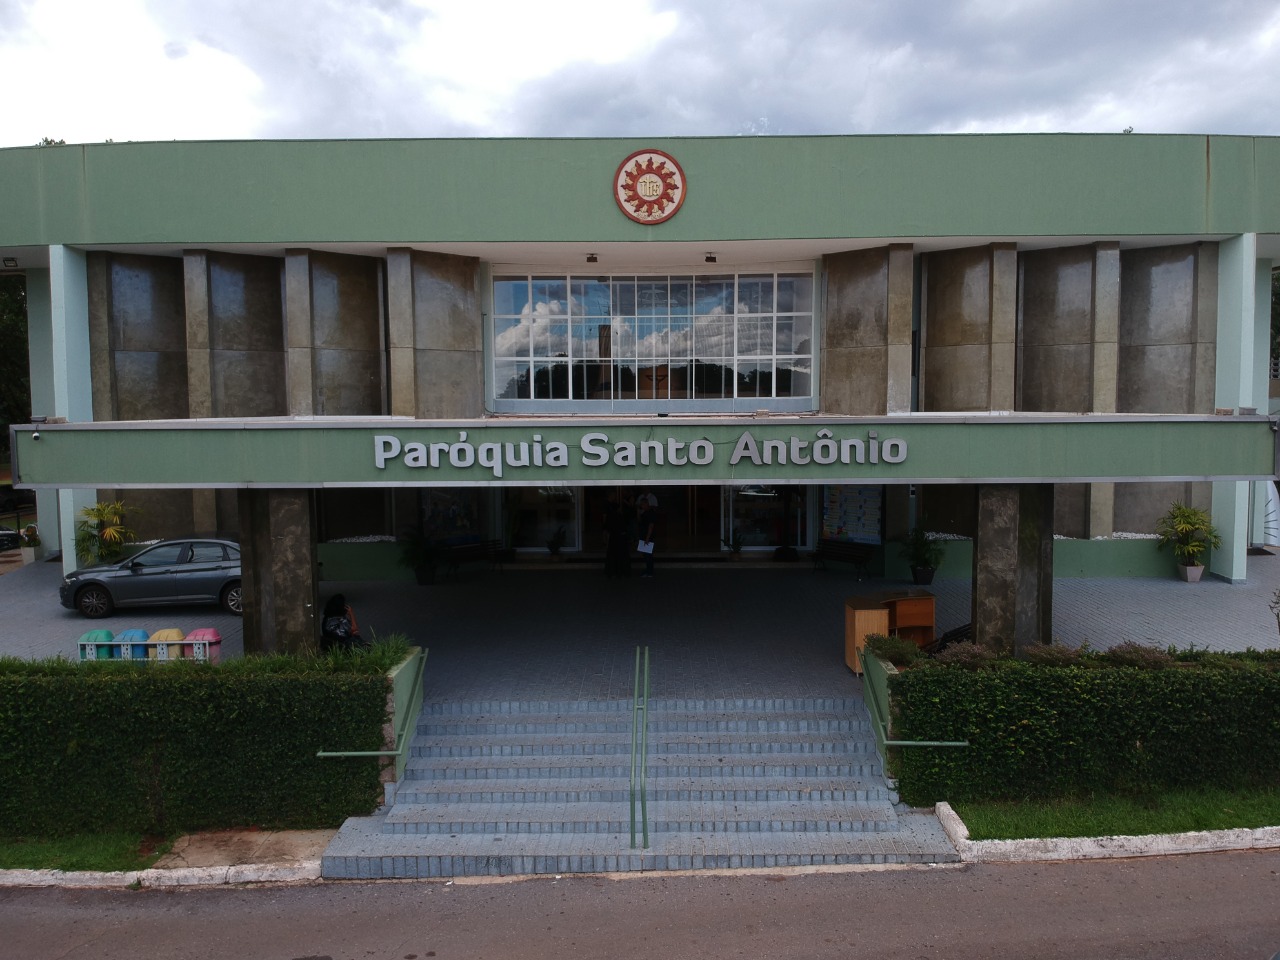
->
{"left": 74, "top": 500, "right": 136, "bottom": 565}
{"left": 898, "top": 526, "right": 945, "bottom": 585}
{"left": 1155, "top": 501, "right": 1222, "bottom": 582}
{"left": 397, "top": 525, "right": 439, "bottom": 585}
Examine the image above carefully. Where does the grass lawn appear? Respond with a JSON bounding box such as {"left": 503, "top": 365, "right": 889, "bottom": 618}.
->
{"left": 952, "top": 786, "right": 1280, "bottom": 841}
{"left": 0, "top": 833, "right": 172, "bottom": 872}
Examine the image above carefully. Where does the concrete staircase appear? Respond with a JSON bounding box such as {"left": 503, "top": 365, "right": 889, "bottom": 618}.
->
{"left": 322, "top": 697, "right": 958, "bottom": 878}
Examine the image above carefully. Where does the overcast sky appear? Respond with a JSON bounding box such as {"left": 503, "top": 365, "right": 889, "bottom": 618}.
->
{"left": 2, "top": 0, "right": 1279, "bottom": 148}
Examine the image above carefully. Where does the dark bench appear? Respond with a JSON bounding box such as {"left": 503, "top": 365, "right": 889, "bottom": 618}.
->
{"left": 440, "top": 539, "right": 513, "bottom": 579}
{"left": 810, "top": 539, "right": 875, "bottom": 579}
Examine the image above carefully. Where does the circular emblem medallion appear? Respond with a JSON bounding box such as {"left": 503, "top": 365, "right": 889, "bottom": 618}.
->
{"left": 614, "top": 149, "right": 686, "bottom": 225}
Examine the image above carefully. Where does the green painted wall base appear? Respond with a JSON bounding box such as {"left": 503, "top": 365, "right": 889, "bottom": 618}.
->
{"left": 883, "top": 537, "right": 1170, "bottom": 581}
{"left": 318, "top": 542, "right": 412, "bottom": 582}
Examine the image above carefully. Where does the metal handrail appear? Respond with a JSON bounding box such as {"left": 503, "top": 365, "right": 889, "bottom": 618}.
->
{"left": 859, "top": 647, "right": 968, "bottom": 756}
{"left": 629, "top": 645, "right": 650, "bottom": 849}
{"left": 317, "top": 646, "right": 429, "bottom": 780}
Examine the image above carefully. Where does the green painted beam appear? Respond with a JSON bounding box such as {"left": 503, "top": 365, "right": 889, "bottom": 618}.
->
{"left": 9, "top": 416, "right": 1275, "bottom": 488}
{"left": 3, "top": 135, "right": 1280, "bottom": 248}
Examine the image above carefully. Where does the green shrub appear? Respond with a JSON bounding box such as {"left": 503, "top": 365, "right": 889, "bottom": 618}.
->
{"left": 888, "top": 658, "right": 1280, "bottom": 806}
{"left": 931, "top": 642, "right": 997, "bottom": 670}
{"left": 0, "top": 643, "right": 413, "bottom": 837}
{"left": 1096, "top": 641, "right": 1175, "bottom": 670}
{"left": 863, "top": 633, "right": 921, "bottom": 668}
{"left": 1022, "top": 644, "right": 1084, "bottom": 667}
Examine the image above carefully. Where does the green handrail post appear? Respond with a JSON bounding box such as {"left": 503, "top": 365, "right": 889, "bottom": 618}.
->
{"left": 858, "top": 647, "right": 967, "bottom": 776}
{"left": 316, "top": 646, "right": 429, "bottom": 783}
{"left": 630, "top": 644, "right": 651, "bottom": 850}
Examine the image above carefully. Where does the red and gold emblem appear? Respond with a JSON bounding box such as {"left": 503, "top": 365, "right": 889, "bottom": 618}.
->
{"left": 614, "top": 149, "right": 686, "bottom": 224}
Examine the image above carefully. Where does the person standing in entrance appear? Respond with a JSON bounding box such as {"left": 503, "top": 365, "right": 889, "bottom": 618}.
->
{"left": 638, "top": 493, "right": 657, "bottom": 578}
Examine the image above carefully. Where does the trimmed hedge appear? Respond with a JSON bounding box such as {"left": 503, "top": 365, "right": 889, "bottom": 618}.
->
{"left": 889, "top": 658, "right": 1280, "bottom": 806}
{"left": 0, "top": 652, "right": 397, "bottom": 837}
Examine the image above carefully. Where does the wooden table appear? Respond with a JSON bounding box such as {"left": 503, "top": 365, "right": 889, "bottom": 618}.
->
{"left": 843, "top": 590, "right": 936, "bottom": 673}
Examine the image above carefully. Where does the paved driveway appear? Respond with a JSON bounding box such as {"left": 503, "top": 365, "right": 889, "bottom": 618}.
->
{"left": 3, "top": 549, "right": 1278, "bottom": 690}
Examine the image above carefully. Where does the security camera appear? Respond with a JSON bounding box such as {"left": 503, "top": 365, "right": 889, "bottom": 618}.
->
{"left": 31, "top": 432, "right": 39, "bottom": 441}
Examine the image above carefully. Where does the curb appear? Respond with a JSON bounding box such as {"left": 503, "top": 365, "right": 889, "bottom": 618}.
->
{"left": 0, "top": 860, "right": 322, "bottom": 889}
{"left": 936, "top": 801, "right": 1280, "bottom": 863}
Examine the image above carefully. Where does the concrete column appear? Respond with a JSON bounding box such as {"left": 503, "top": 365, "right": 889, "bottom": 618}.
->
{"left": 284, "top": 250, "right": 315, "bottom": 416}
{"left": 989, "top": 243, "right": 1017, "bottom": 411}
{"left": 183, "top": 251, "right": 217, "bottom": 533}
{"left": 46, "top": 247, "right": 97, "bottom": 572}
{"left": 1210, "top": 234, "right": 1263, "bottom": 582}
{"left": 972, "top": 484, "right": 1054, "bottom": 657}
{"left": 1089, "top": 242, "right": 1121, "bottom": 538}
{"left": 409, "top": 250, "right": 483, "bottom": 419}
{"left": 238, "top": 489, "right": 319, "bottom": 655}
{"left": 386, "top": 248, "right": 418, "bottom": 418}
{"left": 886, "top": 244, "right": 915, "bottom": 414}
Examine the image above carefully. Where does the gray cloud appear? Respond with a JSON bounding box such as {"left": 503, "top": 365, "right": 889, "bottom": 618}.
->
{"left": 500, "top": 0, "right": 1280, "bottom": 136}
{"left": 8, "top": 0, "right": 1280, "bottom": 145}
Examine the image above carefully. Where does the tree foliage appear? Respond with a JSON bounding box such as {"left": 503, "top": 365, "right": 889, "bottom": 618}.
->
{"left": 0, "top": 276, "right": 31, "bottom": 458}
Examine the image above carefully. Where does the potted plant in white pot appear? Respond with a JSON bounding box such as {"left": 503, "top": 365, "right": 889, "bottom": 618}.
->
{"left": 1155, "top": 501, "right": 1222, "bottom": 582}
{"left": 19, "top": 524, "right": 39, "bottom": 564}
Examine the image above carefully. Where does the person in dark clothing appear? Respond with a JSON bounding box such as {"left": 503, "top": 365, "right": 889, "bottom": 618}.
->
{"left": 321, "top": 593, "right": 363, "bottom": 651}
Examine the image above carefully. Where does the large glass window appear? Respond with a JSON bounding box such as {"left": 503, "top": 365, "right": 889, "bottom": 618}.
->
{"left": 493, "top": 271, "right": 814, "bottom": 412}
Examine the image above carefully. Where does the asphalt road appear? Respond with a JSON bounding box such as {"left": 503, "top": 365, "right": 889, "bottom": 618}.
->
{"left": 4, "top": 850, "right": 1278, "bottom": 960}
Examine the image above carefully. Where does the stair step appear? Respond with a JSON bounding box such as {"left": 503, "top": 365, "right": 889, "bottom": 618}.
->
{"left": 322, "top": 694, "right": 956, "bottom": 879}
{"left": 418, "top": 714, "right": 871, "bottom": 736}
{"left": 381, "top": 799, "right": 898, "bottom": 835}
{"left": 402, "top": 755, "right": 884, "bottom": 780}
{"left": 410, "top": 732, "right": 877, "bottom": 758}
{"left": 323, "top": 812, "right": 961, "bottom": 878}
{"left": 423, "top": 698, "right": 866, "bottom": 716}
{"left": 393, "top": 775, "right": 893, "bottom": 805}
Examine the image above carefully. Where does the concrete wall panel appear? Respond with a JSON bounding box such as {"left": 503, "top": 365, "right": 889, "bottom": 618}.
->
{"left": 1117, "top": 343, "right": 1195, "bottom": 413}
{"left": 820, "top": 346, "right": 888, "bottom": 416}
{"left": 113, "top": 351, "right": 189, "bottom": 421}
{"left": 824, "top": 249, "right": 889, "bottom": 347}
{"left": 924, "top": 248, "right": 992, "bottom": 347}
{"left": 1021, "top": 344, "right": 1093, "bottom": 412}
{"left": 313, "top": 348, "right": 384, "bottom": 415}
{"left": 923, "top": 343, "right": 991, "bottom": 411}
{"left": 416, "top": 349, "right": 485, "bottom": 420}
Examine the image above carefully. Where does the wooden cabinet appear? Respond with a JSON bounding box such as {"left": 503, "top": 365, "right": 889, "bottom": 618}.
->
{"left": 844, "top": 600, "right": 890, "bottom": 673}
{"left": 844, "top": 591, "right": 936, "bottom": 674}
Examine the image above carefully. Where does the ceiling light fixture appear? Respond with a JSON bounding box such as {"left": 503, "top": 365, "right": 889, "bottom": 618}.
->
{"left": 704, "top": 253, "right": 717, "bottom": 264}
{"left": 1, "top": 258, "right": 16, "bottom": 268}
{"left": 586, "top": 253, "right": 598, "bottom": 263}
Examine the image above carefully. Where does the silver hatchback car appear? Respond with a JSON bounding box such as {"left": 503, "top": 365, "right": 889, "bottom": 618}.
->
{"left": 60, "top": 538, "right": 242, "bottom": 618}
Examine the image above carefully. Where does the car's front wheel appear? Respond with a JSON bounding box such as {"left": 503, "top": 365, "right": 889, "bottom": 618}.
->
{"left": 76, "top": 585, "right": 115, "bottom": 619}
{"left": 221, "top": 580, "right": 243, "bottom": 615}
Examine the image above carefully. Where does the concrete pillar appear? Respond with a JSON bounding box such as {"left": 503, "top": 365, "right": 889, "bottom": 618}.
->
{"left": 45, "top": 247, "right": 97, "bottom": 572}
{"left": 886, "top": 244, "right": 915, "bottom": 414}
{"left": 386, "top": 248, "right": 417, "bottom": 418}
{"left": 972, "top": 484, "right": 1054, "bottom": 657}
{"left": 989, "top": 243, "right": 1017, "bottom": 411}
{"left": 1089, "top": 242, "right": 1121, "bottom": 538}
{"left": 183, "top": 251, "right": 218, "bottom": 533}
{"left": 284, "top": 250, "right": 315, "bottom": 416}
{"left": 397, "top": 249, "right": 484, "bottom": 419}
{"left": 920, "top": 243, "right": 1016, "bottom": 413}
{"left": 1211, "top": 234, "right": 1264, "bottom": 582}
{"left": 819, "top": 245, "right": 913, "bottom": 416}
{"left": 238, "top": 489, "right": 319, "bottom": 655}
